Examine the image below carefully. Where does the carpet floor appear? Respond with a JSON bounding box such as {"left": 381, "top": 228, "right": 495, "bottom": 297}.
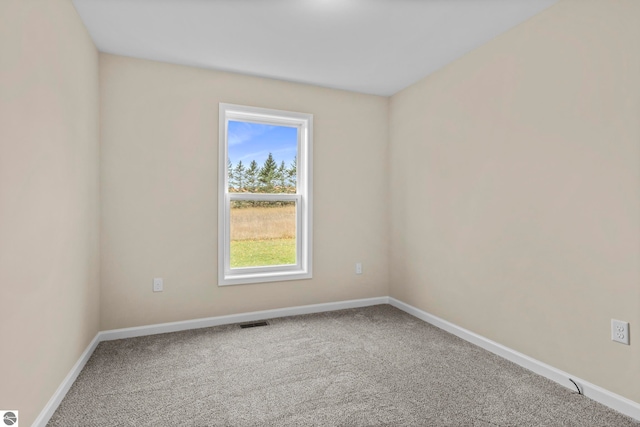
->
{"left": 48, "top": 305, "right": 639, "bottom": 426}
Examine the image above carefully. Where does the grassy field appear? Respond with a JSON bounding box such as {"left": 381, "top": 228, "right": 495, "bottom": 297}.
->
{"left": 230, "top": 238, "right": 295, "bottom": 267}
{"left": 230, "top": 204, "right": 296, "bottom": 268}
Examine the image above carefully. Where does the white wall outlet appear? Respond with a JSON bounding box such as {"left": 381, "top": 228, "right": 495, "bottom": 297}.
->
{"left": 153, "top": 277, "right": 163, "bottom": 292}
{"left": 355, "top": 262, "right": 362, "bottom": 275}
{"left": 611, "top": 319, "right": 629, "bottom": 345}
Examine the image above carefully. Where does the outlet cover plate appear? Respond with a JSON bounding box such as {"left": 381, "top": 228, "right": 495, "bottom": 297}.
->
{"left": 611, "top": 319, "right": 629, "bottom": 345}
{"left": 355, "top": 263, "right": 362, "bottom": 275}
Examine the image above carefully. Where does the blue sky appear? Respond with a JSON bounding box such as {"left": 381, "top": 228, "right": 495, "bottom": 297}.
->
{"left": 228, "top": 120, "right": 298, "bottom": 168}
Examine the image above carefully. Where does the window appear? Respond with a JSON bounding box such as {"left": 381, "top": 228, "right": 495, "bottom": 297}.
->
{"left": 218, "top": 103, "right": 312, "bottom": 286}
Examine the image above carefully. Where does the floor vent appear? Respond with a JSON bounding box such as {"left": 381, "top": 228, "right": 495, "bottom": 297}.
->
{"left": 239, "top": 321, "right": 269, "bottom": 329}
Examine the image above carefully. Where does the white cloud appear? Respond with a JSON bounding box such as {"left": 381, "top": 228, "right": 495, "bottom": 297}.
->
{"left": 228, "top": 122, "right": 276, "bottom": 146}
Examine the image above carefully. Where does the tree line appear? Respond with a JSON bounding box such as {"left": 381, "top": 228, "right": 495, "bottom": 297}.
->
{"left": 228, "top": 153, "right": 296, "bottom": 198}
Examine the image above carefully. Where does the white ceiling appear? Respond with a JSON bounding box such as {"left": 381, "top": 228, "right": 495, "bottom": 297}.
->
{"left": 72, "top": 0, "right": 557, "bottom": 96}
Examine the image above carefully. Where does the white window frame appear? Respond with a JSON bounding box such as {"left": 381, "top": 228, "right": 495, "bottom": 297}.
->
{"left": 218, "top": 103, "right": 313, "bottom": 286}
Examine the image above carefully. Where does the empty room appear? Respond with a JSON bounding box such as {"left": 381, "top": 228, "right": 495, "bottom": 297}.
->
{"left": 1, "top": 0, "right": 639, "bottom": 425}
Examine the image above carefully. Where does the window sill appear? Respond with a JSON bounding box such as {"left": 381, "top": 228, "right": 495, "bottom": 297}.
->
{"left": 218, "top": 269, "right": 312, "bottom": 286}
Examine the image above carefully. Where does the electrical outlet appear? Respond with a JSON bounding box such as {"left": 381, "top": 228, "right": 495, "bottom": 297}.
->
{"left": 153, "top": 277, "right": 163, "bottom": 292}
{"left": 611, "top": 319, "right": 629, "bottom": 345}
{"left": 355, "top": 263, "right": 362, "bottom": 275}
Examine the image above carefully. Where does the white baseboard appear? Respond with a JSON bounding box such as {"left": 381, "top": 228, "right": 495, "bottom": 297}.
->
{"left": 34, "top": 295, "right": 640, "bottom": 425}
{"left": 99, "top": 296, "right": 390, "bottom": 341}
{"left": 32, "top": 334, "right": 101, "bottom": 427}
{"left": 388, "top": 297, "right": 640, "bottom": 421}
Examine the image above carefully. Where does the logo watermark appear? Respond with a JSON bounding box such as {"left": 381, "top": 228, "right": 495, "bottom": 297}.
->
{"left": 1, "top": 411, "right": 18, "bottom": 426}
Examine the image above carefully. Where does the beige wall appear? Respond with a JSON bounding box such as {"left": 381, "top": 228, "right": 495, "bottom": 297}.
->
{"left": 4, "top": 0, "right": 639, "bottom": 422}
{"left": 99, "top": 54, "right": 390, "bottom": 330}
{"left": 389, "top": 0, "right": 640, "bottom": 403}
{"left": 0, "top": 1, "right": 100, "bottom": 425}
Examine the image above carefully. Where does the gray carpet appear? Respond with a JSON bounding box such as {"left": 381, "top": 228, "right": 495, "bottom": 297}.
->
{"left": 48, "top": 305, "right": 638, "bottom": 426}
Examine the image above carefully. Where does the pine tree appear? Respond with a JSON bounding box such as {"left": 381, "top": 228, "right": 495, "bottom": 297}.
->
{"left": 228, "top": 159, "right": 234, "bottom": 191}
{"left": 286, "top": 156, "right": 297, "bottom": 191}
{"left": 233, "top": 160, "right": 246, "bottom": 192}
{"left": 276, "top": 161, "right": 287, "bottom": 191}
{"left": 258, "top": 153, "right": 278, "bottom": 192}
{"left": 245, "top": 160, "right": 259, "bottom": 193}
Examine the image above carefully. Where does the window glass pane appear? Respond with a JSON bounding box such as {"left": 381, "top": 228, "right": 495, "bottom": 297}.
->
{"left": 228, "top": 121, "right": 297, "bottom": 194}
{"left": 230, "top": 200, "right": 296, "bottom": 268}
